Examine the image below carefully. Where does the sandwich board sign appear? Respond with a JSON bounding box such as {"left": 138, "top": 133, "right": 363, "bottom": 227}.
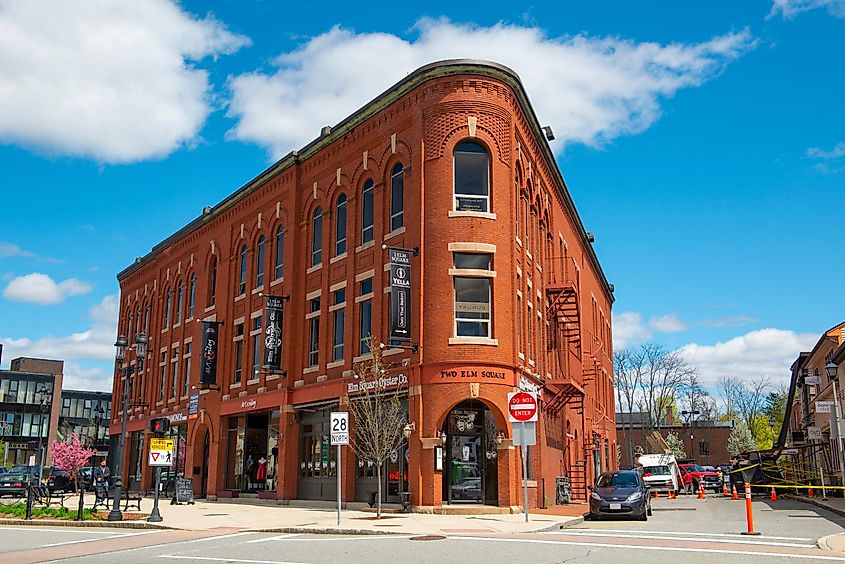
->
{"left": 149, "top": 437, "right": 175, "bottom": 466}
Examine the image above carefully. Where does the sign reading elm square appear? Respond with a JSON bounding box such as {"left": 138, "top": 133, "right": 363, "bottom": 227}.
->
{"left": 389, "top": 248, "right": 412, "bottom": 342}
{"left": 508, "top": 391, "right": 538, "bottom": 422}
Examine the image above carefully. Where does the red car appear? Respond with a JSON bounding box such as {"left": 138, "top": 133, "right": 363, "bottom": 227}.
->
{"left": 679, "top": 463, "right": 721, "bottom": 493}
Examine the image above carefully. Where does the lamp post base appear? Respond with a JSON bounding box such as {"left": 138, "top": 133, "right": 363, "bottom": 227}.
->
{"left": 107, "top": 510, "right": 123, "bottom": 522}
{"left": 147, "top": 508, "right": 163, "bottom": 523}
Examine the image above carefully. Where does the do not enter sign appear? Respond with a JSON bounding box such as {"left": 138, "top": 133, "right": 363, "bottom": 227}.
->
{"left": 508, "top": 391, "right": 538, "bottom": 422}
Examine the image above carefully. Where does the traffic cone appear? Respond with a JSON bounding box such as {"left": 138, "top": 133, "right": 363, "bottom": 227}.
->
{"left": 668, "top": 490, "right": 675, "bottom": 500}
{"left": 698, "top": 482, "right": 705, "bottom": 499}
{"left": 808, "top": 488, "right": 815, "bottom": 498}
{"left": 731, "top": 485, "right": 739, "bottom": 500}
{"left": 723, "top": 483, "right": 730, "bottom": 497}
{"left": 653, "top": 489, "right": 659, "bottom": 499}
{"left": 770, "top": 487, "right": 778, "bottom": 501}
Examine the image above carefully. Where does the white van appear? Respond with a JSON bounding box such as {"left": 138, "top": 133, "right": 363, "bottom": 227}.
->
{"left": 636, "top": 453, "right": 680, "bottom": 495}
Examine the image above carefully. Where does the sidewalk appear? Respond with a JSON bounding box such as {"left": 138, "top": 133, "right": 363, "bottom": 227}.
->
{"left": 784, "top": 494, "right": 845, "bottom": 551}
{"left": 0, "top": 494, "right": 583, "bottom": 536}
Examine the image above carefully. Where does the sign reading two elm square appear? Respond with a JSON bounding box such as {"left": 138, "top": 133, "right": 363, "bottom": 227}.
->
{"left": 508, "top": 391, "right": 538, "bottom": 423}
{"left": 389, "top": 248, "right": 412, "bottom": 342}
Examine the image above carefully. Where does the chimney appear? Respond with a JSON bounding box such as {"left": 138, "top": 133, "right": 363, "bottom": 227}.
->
{"left": 665, "top": 406, "right": 674, "bottom": 426}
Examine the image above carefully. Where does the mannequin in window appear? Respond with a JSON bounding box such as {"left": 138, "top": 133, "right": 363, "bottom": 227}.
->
{"left": 257, "top": 455, "right": 268, "bottom": 485}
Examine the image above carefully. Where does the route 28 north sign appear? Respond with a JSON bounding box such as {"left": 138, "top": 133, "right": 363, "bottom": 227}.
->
{"left": 508, "top": 391, "right": 538, "bottom": 422}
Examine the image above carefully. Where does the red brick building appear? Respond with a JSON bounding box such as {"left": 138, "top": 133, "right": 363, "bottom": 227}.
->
{"left": 111, "top": 60, "right": 616, "bottom": 509}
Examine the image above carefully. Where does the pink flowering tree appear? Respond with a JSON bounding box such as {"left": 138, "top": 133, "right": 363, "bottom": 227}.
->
{"left": 49, "top": 432, "right": 96, "bottom": 519}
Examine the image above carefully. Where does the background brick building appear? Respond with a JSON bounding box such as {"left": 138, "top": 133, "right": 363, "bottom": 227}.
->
{"left": 111, "top": 60, "right": 615, "bottom": 509}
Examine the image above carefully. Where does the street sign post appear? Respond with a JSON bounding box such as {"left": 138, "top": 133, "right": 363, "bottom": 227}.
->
{"left": 147, "top": 437, "right": 174, "bottom": 523}
{"left": 330, "top": 412, "right": 349, "bottom": 526}
{"left": 508, "top": 391, "right": 538, "bottom": 523}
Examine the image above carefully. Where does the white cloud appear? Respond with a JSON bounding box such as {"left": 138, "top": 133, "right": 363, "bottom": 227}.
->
{"left": 807, "top": 142, "right": 845, "bottom": 159}
{"left": 3, "top": 273, "right": 92, "bottom": 305}
{"left": 227, "top": 19, "right": 755, "bottom": 159}
{"left": 0, "top": 0, "right": 249, "bottom": 163}
{"left": 676, "top": 328, "right": 818, "bottom": 386}
{"left": 701, "top": 315, "right": 759, "bottom": 328}
{"left": 649, "top": 314, "right": 686, "bottom": 333}
{"left": 613, "top": 312, "right": 651, "bottom": 348}
{"left": 0, "top": 295, "right": 118, "bottom": 388}
{"left": 769, "top": 0, "right": 845, "bottom": 19}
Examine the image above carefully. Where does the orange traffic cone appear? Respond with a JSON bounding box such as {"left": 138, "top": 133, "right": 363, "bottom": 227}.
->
{"left": 698, "top": 482, "right": 705, "bottom": 499}
{"left": 723, "top": 483, "right": 730, "bottom": 497}
{"left": 653, "top": 489, "right": 659, "bottom": 499}
{"left": 731, "top": 485, "right": 739, "bottom": 500}
{"left": 669, "top": 490, "right": 675, "bottom": 500}
{"left": 808, "top": 488, "right": 815, "bottom": 498}
{"left": 770, "top": 487, "right": 778, "bottom": 501}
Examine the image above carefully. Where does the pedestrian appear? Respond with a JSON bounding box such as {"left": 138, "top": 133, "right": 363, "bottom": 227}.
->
{"left": 93, "top": 459, "right": 111, "bottom": 504}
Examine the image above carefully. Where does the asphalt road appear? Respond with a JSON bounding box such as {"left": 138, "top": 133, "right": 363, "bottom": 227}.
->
{"left": 2, "top": 497, "right": 845, "bottom": 563}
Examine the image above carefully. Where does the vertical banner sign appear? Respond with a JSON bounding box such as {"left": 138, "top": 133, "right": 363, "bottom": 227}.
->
{"left": 389, "top": 248, "right": 412, "bottom": 342}
{"left": 263, "top": 295, "right": 285, "bottom": 370}
{"left": 200, "top": 321, "right": 218, "bottom": 386}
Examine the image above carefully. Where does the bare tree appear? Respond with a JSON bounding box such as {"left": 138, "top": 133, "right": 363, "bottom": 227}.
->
{"left": 347, "top": 338, "right": 406, "bottom": 518}
{"left": 718, "top": 376, "right": 771, "bottom": 442}
{"left": 634, "top": 344, "right": 696, "bottom": 431}
{"left": 614, "top": 348, "right": 645, "bottom": 464}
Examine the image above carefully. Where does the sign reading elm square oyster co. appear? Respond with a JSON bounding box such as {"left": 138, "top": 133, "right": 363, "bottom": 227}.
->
{"left": 389, "top": 248, "right": 412, "bottom": 342}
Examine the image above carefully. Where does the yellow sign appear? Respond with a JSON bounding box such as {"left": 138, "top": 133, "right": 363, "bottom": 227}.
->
{"left": 150, "top": 438, "right": 175, "bottom": 451}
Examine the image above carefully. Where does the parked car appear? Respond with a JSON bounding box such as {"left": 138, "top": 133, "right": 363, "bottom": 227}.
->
{"left": 0, "top": 464, "right": 40, "bottom": 497}
{"left": 45, "top": 467, "right": 76, "bottom": 493}
{"left": 679, "top": 463, "right": 721, "bottom": 493}
{"left": 588, "top": 470, "right": 652, "bottom": 521}
{"left": 0, "top": 467, "right": 7, "bottom": 475}
{"left": 637, "top": 453, "right": 680, "bottom": 496}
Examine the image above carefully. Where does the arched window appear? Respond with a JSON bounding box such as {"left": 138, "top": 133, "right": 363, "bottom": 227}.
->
{"left": 188, "top": 273, "right": 196, "bottom": 318}
{"left": 274, "top": 226, "right": 284, "bottom": 280}
{"left": 164, "top": 287, "right": 172, "bottom": 329}
{"left": 390, "top": 163, "right": 404, "bottom": 231}
{"left": 336, "top": 194, "right": 347, "bottom": 255}
{"left": 361, "top": 179, "right": 374, "bottom": 243}
{"left": 175, "top": 281, "right": 183, "bottom": 323}
{"left": 207, "top": 256, "right": 217, "bottom": 307}
{"left": 238, "top": 245, "right": 247, "bottom": 295}
{"left": 453, "top": 141, "right": 490, "bottom": 212}
{"left": 312, "top": 207, "right": 323, "bottom": 266}
{"left": 255, "top": 235, "right": 265, "bottom": 288}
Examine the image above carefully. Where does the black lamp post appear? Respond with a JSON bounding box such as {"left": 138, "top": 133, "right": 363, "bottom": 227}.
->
{"left": 108, "top": 332, "right": 148, "bottom": 522}
{"left": 93, "top": 404, "right": 105, "bottom": 452}
{"left": 681, "top": 409, "right": 700, "bottom": 458}
{"left": 37, "top": 383, "right": 53, "bottom": 482}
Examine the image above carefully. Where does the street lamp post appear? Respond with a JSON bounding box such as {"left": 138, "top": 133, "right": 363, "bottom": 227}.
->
{"left": 37, "top": 384, "right": 53, "bottom": 483}
{"left": 93, "top": 404, "right": 105, "bottom": 453}
{"left": 768, "top": 416, "right": 776, "bottom": 448}
{"left": 681, "top": 410, "right": 700, "bottom": 459}
{"left": 108, "top": 333, "right": 148, "bottom": 522}
{"left": 825, "top": 361, "right": 845, "bottom": 488}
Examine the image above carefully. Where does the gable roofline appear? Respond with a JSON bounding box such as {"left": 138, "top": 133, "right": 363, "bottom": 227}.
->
{"left": 117, "top": 59, "right": 614, "bottom": 302}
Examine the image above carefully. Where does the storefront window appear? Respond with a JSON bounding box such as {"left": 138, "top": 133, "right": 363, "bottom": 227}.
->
{"left": 225, "top": 411, "right": 280, "bottom": 492}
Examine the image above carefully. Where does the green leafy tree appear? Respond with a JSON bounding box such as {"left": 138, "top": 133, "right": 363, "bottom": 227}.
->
{"left": 727, "top": 421, "right": 756, "bottom": 457}
{"left": 665, "top": 431, "right": 687, "bottom": 460}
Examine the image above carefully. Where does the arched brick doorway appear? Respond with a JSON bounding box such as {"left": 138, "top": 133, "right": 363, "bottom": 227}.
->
{"left": 441, "top": 399, "right": 500, "bottom": 505}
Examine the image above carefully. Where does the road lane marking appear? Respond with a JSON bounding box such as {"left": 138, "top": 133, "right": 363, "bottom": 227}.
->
{"left": 41, "top": 531, "right": 158, "bottom": 547}
{"left": 449, "top": 536, "right": 845, "bottom": 561}
{"left": 567, "top": 528, "right": 814, "bottom": 541}
{"left": 551, "top": 530, "right": 813, "bottom": 547}
{"left": 244, "top": 534, "right": 300, "bottom": 543}
{"left": 0, "top": 526, "right": 129, "bottom": 534}
{"left": 160, "top": 556, "right": 304, "bottom": 564}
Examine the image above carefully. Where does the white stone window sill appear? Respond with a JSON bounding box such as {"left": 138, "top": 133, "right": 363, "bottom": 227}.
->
{"left": 330, "top": 252, "right": 348, "bottom": 264}
{"left": 448, "top": 337, "right": 499, "bottom": 346}
{"left": 303, "top": 366, "right": 320, "bottom": 375}
{"left": 384, "top": 226, "right": 406, "bottom": 241}
{"left": 270, "top": 277, "right": 284, "bottom": 287}
{"left": 247, "top": 378, "right": 260, "bottom": 385}
{"left": 204, "top": 305, "right": 215, "bottom": 313}
{"left": 234, "top": 294, "right": 245, "bottom": 302}
{"left": 251, "top": 286, "right": 264, "bottom": 295}
{"left": 306, "top": 263, "right": 322, "bottom": 274}
{"left": 518, "top": 352, "right": 525, "bottom": 360}
{"left": 230, "top": 382, "right": 242, "bottom": 389}
{"left": 356, "top": 241, "right": 376, "bottom": 253}
{"left": 448, "top": 210, "right": 497, "bottom": 220}
{"left": 327, "top": 360, "right": 345, "bottom": 369}
{"left": 382, "top": 348, "right": 405, "bottom": 357}
{"left": 353, "top": 353, "right": 373, "bottom": 363}
{"left": 448, "top": 268, "right": 496, "bottom": 278}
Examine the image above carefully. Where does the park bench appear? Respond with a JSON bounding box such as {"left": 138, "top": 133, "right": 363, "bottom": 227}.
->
{"left": 122, "top": 489, "right": 143, "bottom": 512}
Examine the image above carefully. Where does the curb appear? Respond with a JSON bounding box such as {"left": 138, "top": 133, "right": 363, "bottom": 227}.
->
{"left": 818, "top": 532, "right": 836, "bottom": 551}
{"left": 0, "top": 518, "right": 173, "bottom": 530}
{"left": 249, "top": 527, "right": 401, "bottom": 536}
{"left": 782, "top": 494, "right": 845, "bottom": 518}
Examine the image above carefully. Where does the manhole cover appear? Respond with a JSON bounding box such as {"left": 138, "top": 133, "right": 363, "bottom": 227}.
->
{"left": 409, "top": 535, "right": 446, "bottom": 541}
{"left": 204, "top": 513, "right": 229, "bottom": 517}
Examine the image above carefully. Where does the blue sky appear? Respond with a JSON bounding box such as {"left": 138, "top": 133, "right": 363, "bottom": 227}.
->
{"left": 0, "top": 0, "right": 842, "bottom": 391}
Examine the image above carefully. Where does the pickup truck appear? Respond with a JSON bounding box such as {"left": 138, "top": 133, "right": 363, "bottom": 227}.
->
{"left": 679, "top": 463, "right": 721, "bottom": 493}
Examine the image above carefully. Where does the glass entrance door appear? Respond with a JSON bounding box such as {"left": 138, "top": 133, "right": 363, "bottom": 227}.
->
{"left": 449, "top": 435, "right": 482, "bottom": 502}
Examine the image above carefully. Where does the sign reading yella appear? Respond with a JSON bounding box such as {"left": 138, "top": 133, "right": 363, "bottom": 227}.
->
{"left": 389, "top": 248, "right": 412, "bottom": 342}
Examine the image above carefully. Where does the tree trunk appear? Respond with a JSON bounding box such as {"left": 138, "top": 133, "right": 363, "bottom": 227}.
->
{"left": 376, "top": 463, "right": 382, "bottom": 519}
